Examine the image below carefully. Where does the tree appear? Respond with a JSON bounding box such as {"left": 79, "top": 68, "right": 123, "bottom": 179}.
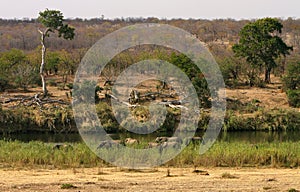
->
{"left": 0, "top": 49, "right": 26, "bottom": 91}
{"left": 0, "top": 48, "right": 26, "bottom": 69}
{"left": 46, "top": 51, "right": 60, "bottom": 75}
{"left": 38, "top": 9, "right": 75, "bottom": 96}
{"left": 13, "top": 64, "right": 40, "bottom": 91}
{"left": 169, "top": 53, "right": 211, "bottom": 108}
{"left": 283, "top": 62, "right": 300, "bottom": 107}
{"left": 233, "top": 18, "right": 293, "bottom": 84}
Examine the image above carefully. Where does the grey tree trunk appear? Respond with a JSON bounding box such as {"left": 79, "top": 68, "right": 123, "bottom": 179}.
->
{"left": 38, "top": 30, "right": 48, "bottom": 96}
{"left": 264, "top": 67, "right": 271, "bottom": 84}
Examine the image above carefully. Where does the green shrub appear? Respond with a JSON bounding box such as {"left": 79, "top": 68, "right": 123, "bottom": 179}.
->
{"left": 287, "top": 90, "right": 300, "bottom": 108}
{"left": 95, "top": 102, "right": 120, "bottom": 132}
{"left": 221, "top": 172, "right": 238, "bottom": 179}
{"left": 66, "top": 83, "right": 73, "bottom": 89}
{"left": 282, "top": 62, "right": 300, "bottom": 90}
{"left": 61, "top": 183, "right": 77, "bottom": 189}
{"left": 218, "top": 57, "right": 241, "bottom": 88}
{"left": 288, "top": 188, "right": 299, "bottom": 192}
{"left": 0, "top": 77, "right": 9, "bottom": 92}
{"left": 48, "top": 79, "right": 57, "bottom": 86}
{"left": 253, "top": 76, "right": 266, "bottom": 88}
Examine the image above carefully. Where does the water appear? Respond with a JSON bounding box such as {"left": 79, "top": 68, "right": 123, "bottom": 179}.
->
{"left": 0, "top": 132, "right": 83, "bottom": 143}
{"left": 218, "top": 131, "right": 300, "bottom": 143}
{"left": 1, "top": 131, "right": 300, "bottom": 143}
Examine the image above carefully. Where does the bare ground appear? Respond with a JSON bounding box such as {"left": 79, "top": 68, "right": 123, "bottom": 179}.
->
{"left": 0, "top": 167, "right": 299, "bottom": 192}
{"left": 2, "top": 75, "right": 299, "bottom": 112}
{"left": 226, "top": 85, "right": 290, "bottom": 110}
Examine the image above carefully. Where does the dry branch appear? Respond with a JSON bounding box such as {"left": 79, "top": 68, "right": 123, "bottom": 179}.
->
{"left": 2, "top": 93, "right": 68, "bottom": 108}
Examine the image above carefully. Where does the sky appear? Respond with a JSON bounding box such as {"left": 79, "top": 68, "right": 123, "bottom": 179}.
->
{"left": 0, "top": 0, "right": 300, "bottom": 20}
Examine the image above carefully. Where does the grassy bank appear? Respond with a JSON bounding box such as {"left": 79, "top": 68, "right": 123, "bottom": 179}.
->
{"left": 223, "top": 109, "right": 300, "bottom": 131}
{"left": 0, "top": 105, "right": 76, "bottom": 133}
{"left": 170, "top": 141, "right": 300, "bottom": 168}
{"left": 1, "top": 102, "right": 299, "bottom": 133}
{"left": 0, "top": 140, "right": 101, "bottom": 168}
{"left": 0, "top": 140, "right": 300, "bottom": 168}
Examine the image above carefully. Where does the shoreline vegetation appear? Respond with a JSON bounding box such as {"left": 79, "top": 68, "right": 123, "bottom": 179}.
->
{"left": 0, "top": 140, "right": 299, "bottom": 168}
{"left": 0, "top": 102, "right": 299, "bottom": 133}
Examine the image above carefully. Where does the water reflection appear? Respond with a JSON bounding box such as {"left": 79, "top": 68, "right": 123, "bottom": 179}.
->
{"left": 219, "top": 131, "right": 300, "bottom": 143}
{"left": 0, "top": 132, "right": 83, "bottom": 143}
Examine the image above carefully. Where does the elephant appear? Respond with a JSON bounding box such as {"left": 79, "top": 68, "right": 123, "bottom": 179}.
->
{"left": 97, "top": 140, "right": 121, "bottom": 149}
{"left": 125, "top": 138, "right": 139, "bottom": 145}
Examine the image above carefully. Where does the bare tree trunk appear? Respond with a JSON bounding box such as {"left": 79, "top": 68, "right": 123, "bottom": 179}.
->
{"left": 39, "top": 30, "right": 48, "bottom": 96}
{"left": 62, "top": 72, "right": 68, "bottom": 90}
{"left": 264, "top": 67, "right": 271, "bottom": 84}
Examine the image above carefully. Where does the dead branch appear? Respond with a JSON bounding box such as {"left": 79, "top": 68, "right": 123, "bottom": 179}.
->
{"left": 2, "top": 93, "right": 68, "bottom": 108}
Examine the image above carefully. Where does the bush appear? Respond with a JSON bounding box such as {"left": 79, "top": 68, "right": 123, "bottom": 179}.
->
{"left": 219, "top": 57, "right": 240, "bottom": 88}
{"left": 61, "top": 184, "right": 77, "bottom": 189}
{"left": 95, "top": 102, "right": 119, "bottom": 132}
{"left": 282, "top": 62, "right": 300, "bottom": 108}
{"left": 0, "top": 77, "right": 9, "bottom": 92}
{"left": 66, "top": 83, "right": 73, "bottom": 90}
{"left": 287, "top": 90, "right": 300, "bottom": 108}
{"left": 48, "top": 79, "right": 57, "bottom": 86}
{"left": 282, "top": 62, "right": 300, "bottom": 90}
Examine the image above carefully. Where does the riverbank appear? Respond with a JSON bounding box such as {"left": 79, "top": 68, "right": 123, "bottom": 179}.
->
{"left": 0, "top": 82, "right": 299, "bottom": 133}
{"left": 0, "top": 167, "right": 299, "bottom": 192}
{"left": 0, "top": 103, "right": 299, "bottom": 133}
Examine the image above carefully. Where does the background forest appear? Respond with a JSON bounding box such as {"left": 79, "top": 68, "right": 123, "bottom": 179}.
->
{"left": 0, "top": 18, "right": 300, "bottom": 89}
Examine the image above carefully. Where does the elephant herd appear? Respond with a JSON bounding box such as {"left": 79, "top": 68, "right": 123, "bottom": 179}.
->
{"left": 97, "top": 136, "right": 203, "bottom": 150}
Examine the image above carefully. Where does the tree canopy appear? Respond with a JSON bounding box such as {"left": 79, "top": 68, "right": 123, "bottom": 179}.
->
{"left": 38, "top": 9, "right": 75, "bottom": 40}
{"left": 233, "top": 18, "right": 293, "bottom": 84}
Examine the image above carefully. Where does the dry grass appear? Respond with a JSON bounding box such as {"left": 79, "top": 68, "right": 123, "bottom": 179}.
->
{"left": 221, "top": 172, "right": 239, "bottom": 179}
{"left": 0, "top": 167, "right": 299, "bottom": 192}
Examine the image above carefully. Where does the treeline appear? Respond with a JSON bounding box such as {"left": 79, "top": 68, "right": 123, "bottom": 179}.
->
{"left": 1, "top": 17, "right": 299, "bottom": 101}
{"left": 0, "top": 48, "right": 85, "bottom": 91}
{"left": 1, "top": 17, "right": 300, "bottom": 52}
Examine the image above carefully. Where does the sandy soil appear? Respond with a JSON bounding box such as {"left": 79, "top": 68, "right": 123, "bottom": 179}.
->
{"left": 0, "top": 167, "right": 299, "bottom": 192}
{"left": 225, "top": 75, "right": 292, "bottom": 111}
{"left": 226, "top": 86, "right": 290, "bottom": 110}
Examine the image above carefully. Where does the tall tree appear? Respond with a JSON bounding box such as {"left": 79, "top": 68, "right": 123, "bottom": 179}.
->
{"left": 38, "top": 9, "right": 75, "bottom": 96}
{"left": 233, "top": 18, "right": 292, "bottom": 84}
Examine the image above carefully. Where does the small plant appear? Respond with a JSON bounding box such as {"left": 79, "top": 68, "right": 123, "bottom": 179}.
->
{"left": 263, "top": 186, "right": 272, "bottom": 190}
{"left": 192, "top": 169, "right": 209, "bottom": 175}
{"left": 266, "top": 178, "right": 276, "bottom": 182}
{"left": 61, "top": 183, "right": 77, "bottom": 189}
{"left": 72, "top": 168, "right": 78, "bottom": 174}
{"left": 286, "top": 90, "right": 300, "bottom": 107}
{"left": 221, "top": 172, "right": 238, "bottom": 179}
{"left": 48, "top": 79, "right": 57, "bottom": 86}
{"left": 97, "top": 167, "right": 106, "bottom": 175}
{"left": 288, "top": 188, "right": 299, "bottom": 192}
{"left": 66, "top": 83, "right": 73, "bottom": 90}
{"left": 166, "top": 169, "right": 171, "bottom": 177}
